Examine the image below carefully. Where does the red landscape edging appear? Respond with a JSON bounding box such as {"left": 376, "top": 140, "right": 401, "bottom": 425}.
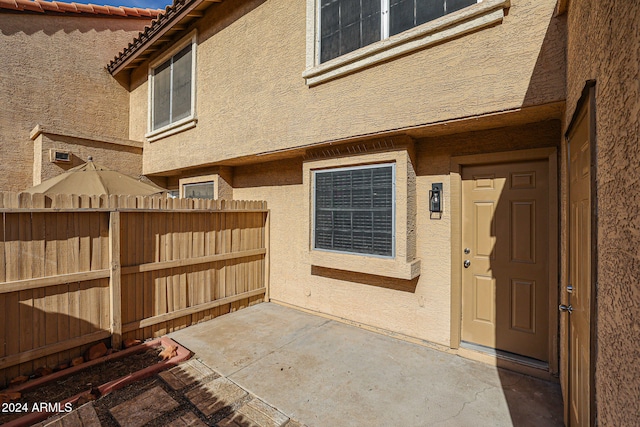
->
{"left": 3, "top": 337, "right": 190, "bottom": 427}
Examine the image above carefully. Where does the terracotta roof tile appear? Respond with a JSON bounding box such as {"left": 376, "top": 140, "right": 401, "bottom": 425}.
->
{"left": 0, "top": 0, "right": 163, "bottom": 18}
{"left": 55, "top": 2, "right": 77, "bottom": 11}
{"left": 108, "top": 0, "right": 197, "bottom": 74}
{"left": 0, "top": 0, "right": 18, "bottom": 10}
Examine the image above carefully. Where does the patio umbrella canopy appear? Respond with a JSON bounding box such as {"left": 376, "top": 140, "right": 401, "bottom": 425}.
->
{"left": 23, "top": 157, "right": 166, "bottom": 196}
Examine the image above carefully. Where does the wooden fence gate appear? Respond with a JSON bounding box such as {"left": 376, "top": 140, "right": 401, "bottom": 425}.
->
{"left": 0, "top": 193, "right": 269, "bottom": 387}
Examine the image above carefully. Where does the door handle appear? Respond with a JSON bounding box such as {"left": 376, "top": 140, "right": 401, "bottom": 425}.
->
{"left": 464, "top": 260, "right": 471, "bottom": 268}
{"left": 559, "top": 304, "right": 573, "bottom": 313}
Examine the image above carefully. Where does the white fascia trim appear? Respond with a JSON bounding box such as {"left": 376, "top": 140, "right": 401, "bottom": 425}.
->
{"left": 303, "top": 0, "right": 510, "bottom": 86}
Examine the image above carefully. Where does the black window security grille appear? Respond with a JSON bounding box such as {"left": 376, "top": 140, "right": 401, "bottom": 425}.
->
{"left": 153, "top": 44, "right": 192, "bottom": 131}
{"left": 320, "top": 0, "right": 381, "bottom": 63}
{"left": 320, "top": 0, "right": 478, "bottom": 62}
{"left": 314, "top": 165, "right": 394, "bottom": 257}
{"left": 389, "top": 0, "right": 476, "bottom": 36}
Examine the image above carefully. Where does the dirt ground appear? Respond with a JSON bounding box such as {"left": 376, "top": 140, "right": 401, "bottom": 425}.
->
{"left": 0, "top": 346, "right": 161, "bottom": 425}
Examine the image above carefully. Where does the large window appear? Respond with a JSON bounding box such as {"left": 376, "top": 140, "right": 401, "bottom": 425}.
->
{"left": 313, "top": 164, "right": 395, "bottom": 257}
{"left": 152, "top": 44, "right": 193, "bottom": 131}
{"left": 147, "top": 31, "right": 197, "bottom": 140}
{"left": 319, "top": 0, "right": 480, "bottom": 63}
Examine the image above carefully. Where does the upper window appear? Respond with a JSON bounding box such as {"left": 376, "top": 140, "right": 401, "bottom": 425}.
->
{"left": 320, "top": 0, "right": 479, "bottom": 63}
{"left": 313, "top": 164, "right": 395, "bottom": 257}
{"left": 152, "top": 44, "right": 192, "bottom": 130}
{"left": 305, "top": 0, "right": 508, "bottom": 86}
{"left": 147, "top": 31, "right": 197, "bottom": 141}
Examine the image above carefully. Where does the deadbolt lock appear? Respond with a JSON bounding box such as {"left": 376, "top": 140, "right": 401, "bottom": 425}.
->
{"left": 464, "top": 248, "right": 470, "bottom": 254}
{"left": 559, "top": 304, "right": 573, "bottom": 313}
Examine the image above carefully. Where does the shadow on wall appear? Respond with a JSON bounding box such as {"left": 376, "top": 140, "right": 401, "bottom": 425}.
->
{"left": 128, "top": 0, "right": 267, "bottom": 92}
{"left": 0, "top": 13, "right": 153, "bottom": 36}
{"left": 311, "top": 266, "right": 418, "bottom": 293}
{"left": 233, "top": 158, "right": 303, "bottom": 188}
{"left": 521, "top": 9, "right": 567, "bottom": 108}
{"left": 0, "top": 283, "right": 110, "bottom": 390}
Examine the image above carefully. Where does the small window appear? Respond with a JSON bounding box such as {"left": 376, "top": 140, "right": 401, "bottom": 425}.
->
{"left": 320, "top": 0, "right": 480, "bottom": 63}
{"left": 183, "top": 181, "right": 215, "bottom": 200}
{"left": 313, "top": 164, "right": 395, "bottom": 257}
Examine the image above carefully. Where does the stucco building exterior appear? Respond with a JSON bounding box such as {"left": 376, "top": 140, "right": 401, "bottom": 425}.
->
{"left": 0, "top": 0, "right": 160, "bottom": 191}
{"left": 2, "top": 0, "right": 639, "bottom": 425}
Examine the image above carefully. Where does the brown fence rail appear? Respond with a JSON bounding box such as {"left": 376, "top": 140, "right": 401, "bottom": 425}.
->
{"left": 0, "top": 192, "right": 268, "bottom": 387}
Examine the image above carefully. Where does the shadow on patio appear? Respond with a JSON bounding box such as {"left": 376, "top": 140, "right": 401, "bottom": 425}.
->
{"left": 169, "top": 302, "right": 563, "bottom": 427}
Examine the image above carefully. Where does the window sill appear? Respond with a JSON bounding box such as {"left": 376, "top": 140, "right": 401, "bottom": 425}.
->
{"left": 303, "top": 0, "right": 509, "bottom": 86}
{"left": 308, "top": 250, "right": 421, "bottom": 280}
{"left": 146, "top": 116, "right": 197, "bottom": 142}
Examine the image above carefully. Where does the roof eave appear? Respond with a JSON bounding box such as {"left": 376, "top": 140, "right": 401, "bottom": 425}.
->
{"left": 108, "top": 0, "right": 222, "bottom": 76}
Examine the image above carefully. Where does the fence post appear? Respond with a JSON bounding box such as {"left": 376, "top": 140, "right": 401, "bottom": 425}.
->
{"left": 264, "top": 209, "right": 270, "bottom": 302}
{"left": 109, "top": 211, "right": 122, "bottom": 349}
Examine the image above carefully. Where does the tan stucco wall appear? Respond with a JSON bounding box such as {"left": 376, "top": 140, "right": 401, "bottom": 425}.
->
{"left": 131, "top": 0, "right": 565, "bottom": 176}
{"left": 230, "top": 121, "right": 559, "bottom": 346}
{"left": 0, "top": 14, "right": 152, "bottom": 191}
{"left": 32, "top": 131, "right": 142, "bottom": 185}
{"left": 564, "top": 1, "right": 640, "bottom": 424}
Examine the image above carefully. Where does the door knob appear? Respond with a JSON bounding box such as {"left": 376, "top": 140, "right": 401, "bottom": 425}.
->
{"left": 559, "top": 304, "right": 573, "bottom": 313}
{"left": 464, "top": 260, "right": 471, "bottom": 268}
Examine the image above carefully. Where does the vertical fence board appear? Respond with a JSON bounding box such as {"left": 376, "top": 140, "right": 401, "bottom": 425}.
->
{"left": 109, "top": 212, "right": 122, "bottom": 350}
{"left": 150, "top": 211, "right": 158, "bottom": 337}
{"left": 66, "top": 212, "right": 82, "bottom": 352}
{"left": 202, "top": 212, "right": 213, "bottom": 322}
{"left": 31, "top": 198, "right": 47, "bottom": 370}
{"left": 157, "top": 211, "right": 167, "bottom": 337}
{"left": 56, "top": 212, "right": 70, "bottom": 365}
{"left": 18, "top": 210, "right": 34, "bottom": 376}
{"left": 143, "top": 207, "right": 152, "bottom": 338}
{"left": 43, "top": 213, "right": 59, "bottom": 369}
{"left": 175, "top": 211, "right": 186, "bottom": 331}
{"left": 123, "top": 211, "right": 135, "bottom": 341}
{"left": 5, "top": 213, "right": 21, "bottom": 381}
{"left": 134, "top": 214, "right": 144, "bottom": 340}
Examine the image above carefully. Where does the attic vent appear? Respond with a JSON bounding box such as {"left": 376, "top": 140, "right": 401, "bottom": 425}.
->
{"left": 50, "top": 149, "right": 71, "bottom": 163}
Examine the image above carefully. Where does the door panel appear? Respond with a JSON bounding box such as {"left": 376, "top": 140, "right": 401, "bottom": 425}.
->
{"left": 568, "top": 103, "right": 592, "bottom": 426}
{"left": 462, "top": 160, "right": 549, "bottom": 361}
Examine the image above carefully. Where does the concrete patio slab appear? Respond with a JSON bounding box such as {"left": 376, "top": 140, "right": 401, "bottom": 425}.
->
{"left": 169, "top": 303, "right": 563, "bottom": 427}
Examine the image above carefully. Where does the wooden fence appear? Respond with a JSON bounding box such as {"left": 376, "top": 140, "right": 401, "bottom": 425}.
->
{"left": 0, "top": 192, "right": 269, "bottom": 387}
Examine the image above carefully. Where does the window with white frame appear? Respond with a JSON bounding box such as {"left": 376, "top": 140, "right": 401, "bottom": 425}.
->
{"left": 313, "top": 164, "right": 395, "bottom": 257}
{"left": 183, "top": 181, "right": 215, "bottom": 199}
{"left": 149, "top": 32, "right": 197, "bottom": 136}
{"left": 319, "top": 0, "right": 480, "bottom": 63}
